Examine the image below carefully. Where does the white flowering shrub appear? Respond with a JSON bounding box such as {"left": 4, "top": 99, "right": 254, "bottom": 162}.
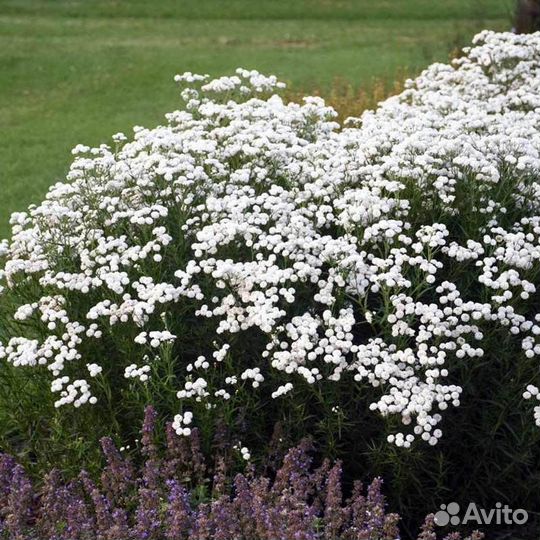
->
{"left": 2, "top": 33, "right": 540, "bottom": 474}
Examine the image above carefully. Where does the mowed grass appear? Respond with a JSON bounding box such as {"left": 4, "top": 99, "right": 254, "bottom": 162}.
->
{"left": 0, "top": 0, "right": 511, "bottom": 237}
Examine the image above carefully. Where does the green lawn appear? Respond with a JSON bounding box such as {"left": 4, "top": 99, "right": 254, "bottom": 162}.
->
{"left": 0, "top": 0, "right": 511, "bottom": 238}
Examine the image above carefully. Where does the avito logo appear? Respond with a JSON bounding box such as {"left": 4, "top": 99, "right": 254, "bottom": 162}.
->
{"left": 434, "top": 502, "right": 528, "bottom": 527}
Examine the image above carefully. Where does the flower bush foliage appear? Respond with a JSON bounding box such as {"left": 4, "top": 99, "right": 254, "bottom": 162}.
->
{"left": 2, "top": 30, "right": 540, "bottom": 529}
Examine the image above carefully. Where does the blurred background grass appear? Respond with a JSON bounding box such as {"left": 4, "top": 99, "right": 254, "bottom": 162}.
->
{"left": 0, "top": 0, "right": 512, "bottom": 237}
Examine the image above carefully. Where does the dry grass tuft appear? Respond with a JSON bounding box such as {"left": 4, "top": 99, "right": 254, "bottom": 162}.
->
{"left": 285, "top": 70, "right": 409, "bottom": 123}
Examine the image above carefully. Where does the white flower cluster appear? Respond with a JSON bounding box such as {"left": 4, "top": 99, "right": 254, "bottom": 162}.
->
{"left": 172, "top": 410, "right": 193, "bottom": 436}
{"left": 51, "top": 376, "right": 97, "bottom": 408}
{"left": 523, "top": 385, "right": 540, "bottom": 426}
{"left": 3, "top": 32, "right": 540, "bottom": 445}
{"left": 124, "top": 363, "right": 151, "bottom": 382}
{"left": 233, "top": 442, "right": 251, "bottom": 461}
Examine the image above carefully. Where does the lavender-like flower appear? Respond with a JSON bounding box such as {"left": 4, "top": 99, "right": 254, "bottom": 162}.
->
{"left": 62, "top": 480, "right": 95, "bottom": 540}
{"left": 232, "top": 474, "right": 257, "bottom": 538}
{"left": 191, "top": 502, "right": 212, "bottom": 540}
{"left": 324, "top": 461, "right": 346, "bottom": 540}
{"left": 35, "top": 469, "right": 66, "bottom": 539}
{"left": 211, "top": 456, "right": 228, "bottom": 498}
{"left": 80, "top": 470, "right": 113, "bottom": 538}
{"left": 100, "top": 436, "right": 136, "bottom": 506}
{"left": 208, "top": 495, "right": 241, "bottom": 540}
{"left": 164, "top": 421, "right": 191, "bottom": 482}
{"left": 0, "top": 440, "right": 481, "bottom": 540}
{"left": 165, "top": 479, "right": 192, "bottom": 540}
{"left": 107, "top": 508, "right": 131, "bottom": 540}
{"left": 272, "top": 438, "right": 313, "bottom": 499}
{"left": 133, "top": 486, "right": 162, "bottom": 540}
{"left": 5, "top": 464, "right": 33, "bottom": 540}
{"left": 416, "top": 514, "right": 438, "bottom": 540}
{"left": 189, "top": 428, "right": 207, "bottom": 486}
{"left": 141, "top": 405, "right": 159, "bottom": 461}
{"left": 0, "top": 454, "right": 16, "bottom": 502}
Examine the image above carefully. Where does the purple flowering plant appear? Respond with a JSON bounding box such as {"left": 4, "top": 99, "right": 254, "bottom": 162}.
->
{"left": 0, "top": 406, "right": 483, "bottom": 540}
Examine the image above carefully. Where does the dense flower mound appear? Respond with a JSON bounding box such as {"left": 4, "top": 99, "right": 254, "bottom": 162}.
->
{"left": 0, "top": 407, "right": 480, "bottom": 540}
{"left": 2, "top": 31, "right": 540, "bottom": 448}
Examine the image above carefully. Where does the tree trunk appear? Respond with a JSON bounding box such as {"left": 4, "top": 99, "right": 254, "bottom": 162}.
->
{"left": 515, "top": 0, "right": 540, "bottom": 33}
